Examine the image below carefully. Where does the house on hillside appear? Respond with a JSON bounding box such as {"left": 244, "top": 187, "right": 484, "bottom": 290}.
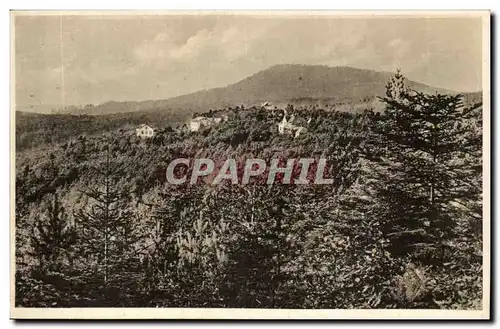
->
{"left": 189, "top": 116, "right": 224, "bottom": 132}
{"left": 261, "top": 101, "right": 276, "bottom": 110}
{"left": 277, "top": 110, "right": 311, "bottom": 138}
{"left": 136, "top": 124, "right": 155, "bottom": 138}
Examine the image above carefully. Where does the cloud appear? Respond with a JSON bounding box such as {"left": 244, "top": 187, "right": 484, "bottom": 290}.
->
{"left": 388, "top": 38, "right": 410, "bottom": 57}
{"left": 133, "top": 31, "right": 177, "bottom": 61}
{"left": 133, "top": 20, "right": 274, "bottom": 67}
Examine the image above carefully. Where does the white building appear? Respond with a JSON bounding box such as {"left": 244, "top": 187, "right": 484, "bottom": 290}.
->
{"left": 136, "top": 124, "right": 155, "bottom": 138}
{"left": 261, "top": 101, "right": 275, "bottom": 110}
{"left": 277, "top": 111, "right": 310, "bottom": 138}
{"left": 189, "top": 116, "right": 223, "bottom": 132}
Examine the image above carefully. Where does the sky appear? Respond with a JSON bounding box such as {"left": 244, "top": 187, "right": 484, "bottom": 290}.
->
{"left": 14, "top": 13, "right": 484, "bottom": 108}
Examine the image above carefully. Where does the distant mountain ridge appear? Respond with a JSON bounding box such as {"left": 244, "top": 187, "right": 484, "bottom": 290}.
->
{"left": 38, "top": 64, "right": 472, "bottom": 116}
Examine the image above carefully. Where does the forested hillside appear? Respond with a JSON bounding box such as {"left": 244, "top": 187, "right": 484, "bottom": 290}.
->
{"left": 15, "top": 72, "right": 483, "bottom": 309}
{"left": 15, "top": 108, "right": 189, "bottom": 151}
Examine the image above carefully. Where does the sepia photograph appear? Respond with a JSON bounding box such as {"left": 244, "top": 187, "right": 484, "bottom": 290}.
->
{"left": 10, "top": 10, "right": 490, "bottom": 319}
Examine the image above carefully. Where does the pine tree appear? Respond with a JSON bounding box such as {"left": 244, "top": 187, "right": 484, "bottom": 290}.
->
{"left": 139, "top": 187, "right": 188, "bottom": 293}
{"left": 370, "top": 70, "right": 482, "bottom": 262}
{"left": 30, "top": 194, "right": 76, "bottom": 271}
{"left": 75, "top": 146, "right": 142, "bottom": 284}
{"left": 220, "top": 185, "right": 295, "bottom": 308}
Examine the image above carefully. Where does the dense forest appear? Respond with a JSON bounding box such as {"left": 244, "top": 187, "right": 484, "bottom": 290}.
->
{"left": 15, "top": 72, "right": 483, "bottom": 309}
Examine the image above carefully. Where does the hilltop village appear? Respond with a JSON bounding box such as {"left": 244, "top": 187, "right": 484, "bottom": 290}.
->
{"left": 135, "top": 102, "right": 315, "bottom": 139}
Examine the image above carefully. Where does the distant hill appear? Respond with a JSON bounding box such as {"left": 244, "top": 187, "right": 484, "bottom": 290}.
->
{"left": 163, "top": 64, "right": 453, "bottom": 110}
{"left": 45, "top": 64, "right": 475, "bottom": 116}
